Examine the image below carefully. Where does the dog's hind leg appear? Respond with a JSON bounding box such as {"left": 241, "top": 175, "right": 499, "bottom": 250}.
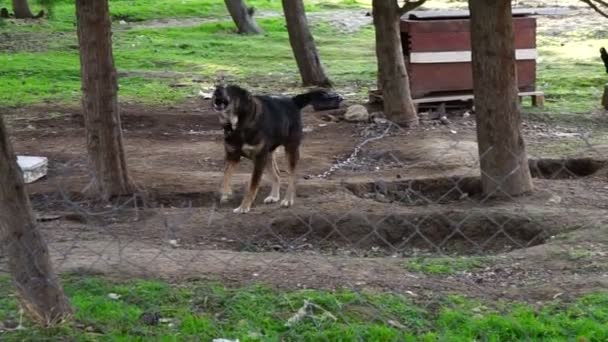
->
{"left": 220, "top": 159, "right": 238, "bottom": 203}
{"left": 234, "top": 153, "right": 268, "bottom": 213}
{"left": 281, "top": 145, "right": 299, "bottom": 208}
{"left": 263, "top": 152, "right": 281, "bottom": 204}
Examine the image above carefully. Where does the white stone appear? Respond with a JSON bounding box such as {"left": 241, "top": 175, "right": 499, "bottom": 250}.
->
{"left": 17, "top": 156, "right": 48, "bottom": 184}
{"left": 344, "top": 105, "right": 369, "bottom": 122}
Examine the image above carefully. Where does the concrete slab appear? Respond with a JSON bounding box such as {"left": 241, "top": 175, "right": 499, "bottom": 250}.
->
{"left": 17, "top": 156, "right": 48, "bottom": 184}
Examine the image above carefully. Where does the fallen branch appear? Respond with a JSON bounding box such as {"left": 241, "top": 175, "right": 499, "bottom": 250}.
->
{"left": 581, "top": 0, "right": 608, "bottom": 19}
{"left": 285, "top": 300, "right": 337, "bottom": 327}
{"left": 399, "top": 0, "right": 427, "bottom": 16}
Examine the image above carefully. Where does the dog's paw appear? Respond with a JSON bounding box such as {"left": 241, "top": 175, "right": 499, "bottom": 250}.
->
{"left": 263, "top": 195, "right": 280, "bottom": 204}
{"left": 280, "top": 199, "right": 294, "bottom": 208}
{"left": 220, "top": 192, "right": 232, "bottom": 203}
{"left": 233, "top": 206, "right": 250, "bottom": 214}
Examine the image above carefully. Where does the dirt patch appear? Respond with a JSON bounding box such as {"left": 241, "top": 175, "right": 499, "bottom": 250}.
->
{"left": 346, "top": 177, "right": 482, "bottom": 205}
{"left": 4, "top": 100, "right": 608, "bottom": 303}
{"left": 529, "top": 158, "right": 607, "bottom": 179}
{"left": 0, "top": 30, "right": 72, "bottom": 52}
{"left": 244, "top": 210, "right": 549, "bottom": 256}
{"left": 114, "top": 11, "right": 281, "bottom": 30}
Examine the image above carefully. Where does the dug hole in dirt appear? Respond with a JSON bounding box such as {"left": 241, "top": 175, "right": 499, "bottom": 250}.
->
{"left": 4, "top": 100, "right": 608, "bottom": 303}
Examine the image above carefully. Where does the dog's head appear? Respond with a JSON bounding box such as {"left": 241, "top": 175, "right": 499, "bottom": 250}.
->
{"left": 211, "top": 84, "right": 252, "bottom": 130}
{"left": 211, "top": 85, "right": 238, "bottom": 129}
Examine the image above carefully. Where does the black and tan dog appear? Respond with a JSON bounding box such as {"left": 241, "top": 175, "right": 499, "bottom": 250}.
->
{"left": 211, "top": 84, "right": 329, "bottom": 213}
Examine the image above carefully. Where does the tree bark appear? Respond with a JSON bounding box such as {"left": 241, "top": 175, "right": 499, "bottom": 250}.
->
{"left": 372, "top": 0, "right": 420, "bottom": 127}
{"left": 12, "top": 0, "right": 34, "bottom": 18}
{"left": 76, "top": 0, "right": 135, "bottom": 200}
{"left": 469, "top": 0, "right": 533, "bottom": 197}
{"left": 0, "top": 116, "right": 72, "bottom": 326}
{"left": 224, "top": 0, "right": 263, "bottom": 34}
{"left": 602, "top": 84, "right": 608, "bottom": 109}
{"left": 282, "top": 0, "right": 332, "bottom": 87}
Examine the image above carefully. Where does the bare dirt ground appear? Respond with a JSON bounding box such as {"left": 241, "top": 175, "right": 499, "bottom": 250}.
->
{"left": 3, "top": 99, "right": 608, "bottom": 304}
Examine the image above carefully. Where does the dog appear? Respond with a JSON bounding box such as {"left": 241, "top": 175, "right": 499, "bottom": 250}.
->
{"left": 211, "top": 84, "right": 330, "bottom": 213}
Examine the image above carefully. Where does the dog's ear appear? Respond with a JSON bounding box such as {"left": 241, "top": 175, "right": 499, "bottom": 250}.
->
{"left": 215, "top": 70, "right": 228, "bottom": 88}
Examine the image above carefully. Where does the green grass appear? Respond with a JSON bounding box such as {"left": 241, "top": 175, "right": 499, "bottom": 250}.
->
{"left": 0, "top": 0, "right": 605, "bottom": 123}
{"left": 0, "top": 8, "right": 376, "bottom": 107}
{"left": 0, "top": 276, "right": 606, "bottom": 341}
{"left": 0, "top": 0, "right": 368, "bottom": 25}
{"left": 405, "top": 256, "right": 488, "bottom": 275}
{"left": 534, "top": 36, "right": 608, "bottom": 117}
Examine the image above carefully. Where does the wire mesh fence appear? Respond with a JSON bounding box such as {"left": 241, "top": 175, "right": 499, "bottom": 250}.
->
{"left": 2, "top": 105, "right": 607, "bottom": 340}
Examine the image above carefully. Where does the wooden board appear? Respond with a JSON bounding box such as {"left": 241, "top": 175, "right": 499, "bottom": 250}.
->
{"left": 408, "top": 60, "right": 536, "bottom": 98}
{"left": 368, "top": 89, "right": 545, "bottom": 108}
{"left": 404, "top": 7, "right": 573, "bottom": 20}
{"left": 405, "top": 25, "right": 536, "bottom": 52}
{"left": 400, "top": 17, "right": 535, "bottom": 34}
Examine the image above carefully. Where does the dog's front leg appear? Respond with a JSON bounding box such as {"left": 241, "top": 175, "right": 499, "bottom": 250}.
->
{"left": 263, "top": 152, "right": 281, "bottom": 204}
{"left": 281, "top": 145, "right": 299, "bottom": 208}
{"left": 220, "top": 159, "right": 238, "bottom": 203}
{"left": 234, "top": 154, "right": 267, "bottom": 213}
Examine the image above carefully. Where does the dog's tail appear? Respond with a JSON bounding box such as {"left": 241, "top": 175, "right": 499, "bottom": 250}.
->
{"left": 291, "top": 89, "right": 338, "bottom": 109}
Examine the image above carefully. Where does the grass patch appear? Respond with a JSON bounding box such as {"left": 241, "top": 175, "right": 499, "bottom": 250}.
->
{"left": 530, "top": 36, "right": 608, "bottom": 119}
{"left": 405, "top": 256, "right": 488, "bottom": 275}
{"left": 0, "top": 0, "right": 605, "bottom": 124}
{"left": 0, "top": 275, "right": 606, "bottom": 341}
{"left": 0, "top": 15, "right": 376, "bottom": 107}
{"left": 0, "top": 0, "right": 368, "bottom": 25}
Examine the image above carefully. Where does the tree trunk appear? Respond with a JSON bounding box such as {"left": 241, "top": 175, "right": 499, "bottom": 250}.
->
{"left": 224, "top": 0, "right": 263, "bottom": 34}
{"left": 76, "top": 0, "right": 135, "bottom": 200}
{"left": 0, "top": 117, "right": 72, "bottom": 326}
{"left": 602, "top": 84, "right": 608, "bottom": 110}
{"left": 372, "top": 0, "right": 419, "bottom": 127}
{"left": 12, "top": 0, "right": 34, "bottom": 18}
{"left": 469, "top": 0, "right": 533, "bottom": 197}
{"left": 282, "top": 0, "right": 332, "bottom": 87}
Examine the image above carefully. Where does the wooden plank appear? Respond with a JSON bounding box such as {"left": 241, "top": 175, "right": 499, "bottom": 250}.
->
{"left": 404, "top": 7, "right": 573, "bottom": 20}
{"left": 401, "top": 17, "right": 535, "bottom": 34}
{"left": 407, "top": 27, "right": 535, "bottom": 52}
{"left": 408, "top": 60, "right": 536, "bottom": 97}
{"left": 409, "top": 48, "right": 537, "bottom": 63}
{"left": 411, "top": 91, "right": 544, "bottom": 104}
{"left": 368, "top": 90, "right": 545, "bottom": 109}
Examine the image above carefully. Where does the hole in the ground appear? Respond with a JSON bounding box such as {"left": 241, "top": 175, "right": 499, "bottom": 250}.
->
{"left": 345, "top": 177, "right": 482, "bottom": 205}
{"left": 244, "top": 211, "right": 549, "bottom": 256}
{"left": 31, "top": 191, "right": 220, "bottom": 213}
{"left": 347, "top": 158, "right": 607, "bottom": 206}
{"left": 529, "top": 158, "right": 605, "bottom": 179}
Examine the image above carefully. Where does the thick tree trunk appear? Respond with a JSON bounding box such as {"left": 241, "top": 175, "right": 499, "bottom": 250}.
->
{"left": 76, "top": 0, "right": 135, "bottom": 200}
{"left": 372, "top": 0, "right": 419, "bottom": 127}
{"left": 282, "top": 0, "right": 332, "bottom": 87}
{"left": 0, "top": 117, "right": 72, "bottom": 326}
{"left": 12, "top": 0, "right": 34, "bottom": 18}
{"left": 469, "top": 0, "right": 533, "bottom": 197}
{"left": 224, "top": 0, "right": 263, "bottom": 34}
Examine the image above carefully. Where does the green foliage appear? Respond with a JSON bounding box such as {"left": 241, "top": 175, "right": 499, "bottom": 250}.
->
{"left": 0, "top": 275, "right": 606, "bottom": 341}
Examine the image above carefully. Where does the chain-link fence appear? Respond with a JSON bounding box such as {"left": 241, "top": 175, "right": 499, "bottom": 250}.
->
{"left": 2, "top": 102, "right": 607, "bottom": 339}
{"left": 1, "top": 0, "right": 608, "bottom": 339}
